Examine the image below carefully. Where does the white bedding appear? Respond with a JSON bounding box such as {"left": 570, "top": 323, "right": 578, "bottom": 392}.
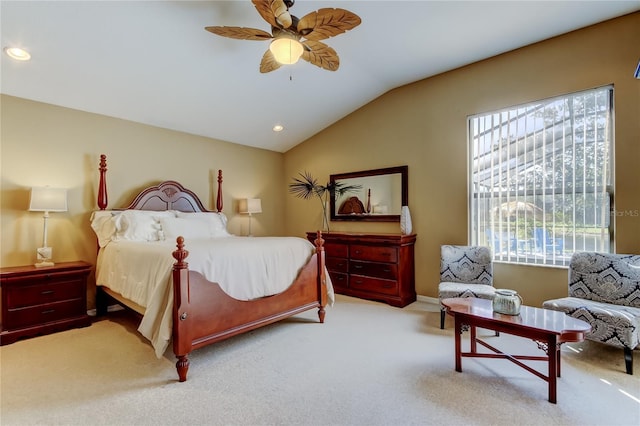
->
{"left": 96, "top": 236, "right": 333, "bottom": 357}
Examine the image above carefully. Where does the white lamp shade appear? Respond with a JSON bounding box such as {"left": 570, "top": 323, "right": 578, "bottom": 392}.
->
{"left": 269, "top": 38, "right": 303, "bottom": 65}
{"left": 239, "top": 198, "right": 262, "bottom": 214}
{"left": 29, "top": 187, "right": 68, "bottom": 212}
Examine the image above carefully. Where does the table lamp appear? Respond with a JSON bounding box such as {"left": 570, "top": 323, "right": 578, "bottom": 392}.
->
{"left": 29, "top": 187, "right": 68, "bottom": 267}
{"left": 238, "top": 198, "right": 262, "bottom": 236}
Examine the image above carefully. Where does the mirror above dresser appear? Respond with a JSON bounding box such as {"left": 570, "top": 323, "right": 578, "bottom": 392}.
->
{"left": 329, "top": 166, "right": 408, "bottom": 222}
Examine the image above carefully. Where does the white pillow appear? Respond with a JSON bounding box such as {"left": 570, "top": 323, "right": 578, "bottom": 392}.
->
{"left": 175, "top": 211, "right": 231, "bottom": 238}
{"left": 90, "top": 210, "right": 120, "bottom": 247}
{"left": 113, "top": 210, "right": 175, "bottom": 242}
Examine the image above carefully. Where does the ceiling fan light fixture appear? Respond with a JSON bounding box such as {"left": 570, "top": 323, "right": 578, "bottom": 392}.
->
{"left": 4, "top": 46, "right": 31, "bottom": 61}
{"left": 269, "top": 38, "right": 303, "bottom": 65}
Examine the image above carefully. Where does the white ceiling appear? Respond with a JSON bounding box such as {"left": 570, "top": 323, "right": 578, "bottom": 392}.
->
{"left": 2, "top": 1, "right": 638, "bottom": 153}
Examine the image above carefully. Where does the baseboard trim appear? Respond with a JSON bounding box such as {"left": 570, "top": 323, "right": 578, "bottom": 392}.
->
{"left": 417, "top": 295, "right": 439, "bottom": 305}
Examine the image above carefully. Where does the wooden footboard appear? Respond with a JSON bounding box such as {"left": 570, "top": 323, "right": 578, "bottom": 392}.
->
{"left": 171, "top": 233, "right": 326, "bottom": 382}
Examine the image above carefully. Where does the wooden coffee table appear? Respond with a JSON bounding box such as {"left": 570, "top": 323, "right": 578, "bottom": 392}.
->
{"left": 441, "top": 297, "right": 591, "bottom": 403}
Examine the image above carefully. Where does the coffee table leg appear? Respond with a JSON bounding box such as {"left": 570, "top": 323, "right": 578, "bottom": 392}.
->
{"left": 548, "top": 334, "right": 557, "bottom": 403}
{"left": 454, "top": 315, "right": 462, "bottom": 372}
{"left": 470, "top": 325, "right": 477, "bottom": 353}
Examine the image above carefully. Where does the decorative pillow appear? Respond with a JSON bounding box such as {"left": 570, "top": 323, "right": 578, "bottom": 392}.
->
{"left": 175, "top": 211, "right": 231, "bottom": 238}
{"left": 113, "top": 210, "right": 175, "bottom": 242}
{"left": 158, "top": 217, "right": 212, "bottom": 240}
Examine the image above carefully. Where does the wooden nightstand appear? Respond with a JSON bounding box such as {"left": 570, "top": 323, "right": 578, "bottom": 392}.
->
{"left": 1, "top": 261, "right": 92, "bottom": 345}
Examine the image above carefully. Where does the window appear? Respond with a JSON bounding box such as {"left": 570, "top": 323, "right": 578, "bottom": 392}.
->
{"left": 469, "top": 86, "right": 613, "bottom": 266}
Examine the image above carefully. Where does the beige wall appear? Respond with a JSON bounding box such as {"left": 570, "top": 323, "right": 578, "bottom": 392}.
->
{"left": 284, "top": 12, "right": 640, "bottom": 307}
{"left": 0, "top": 96, "right": 285, "bottom": 305}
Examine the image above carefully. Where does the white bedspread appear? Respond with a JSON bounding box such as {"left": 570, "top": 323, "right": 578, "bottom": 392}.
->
{"left": 96, "top": 236, "right": 333, "bottom": 357}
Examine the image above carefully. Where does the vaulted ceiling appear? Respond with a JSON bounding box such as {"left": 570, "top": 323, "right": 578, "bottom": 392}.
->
{"left": 2, "top": 1, "right": 638, "bottom": 152}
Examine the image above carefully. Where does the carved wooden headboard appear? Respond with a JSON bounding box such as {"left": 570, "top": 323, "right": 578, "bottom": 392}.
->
{"left": 97, "top": 154, "right": 223, "bottom": 213}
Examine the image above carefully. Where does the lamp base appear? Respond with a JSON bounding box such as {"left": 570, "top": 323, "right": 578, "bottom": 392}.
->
{"left": 35, "top": 246, "right": 53, "bottom": 267}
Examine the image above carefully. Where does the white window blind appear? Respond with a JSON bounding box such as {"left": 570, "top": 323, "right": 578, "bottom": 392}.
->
{"left": 469, "top": 86, "right": 613, "bottom": 266}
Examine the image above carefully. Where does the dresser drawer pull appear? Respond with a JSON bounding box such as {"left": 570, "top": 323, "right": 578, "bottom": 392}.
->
{"left": 382, "top": 283, "right": 395, "bottom": 289}
{"left": 353, "top": 265, "right": 363, "bottom": 269}
{"left": 41, "top": 309, "right": 56, "bottom": 315}
{"left": 41, "top": 290, "right": 55, "bottom": 295}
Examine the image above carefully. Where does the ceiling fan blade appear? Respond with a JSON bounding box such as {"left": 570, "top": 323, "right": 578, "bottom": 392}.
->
{"left": 252, "top": 0, "right": 292, "bottom": 29}
{"left": 297, "top": 8, "right": 361, "bottom": 41}
{"left": 260, "top": 49, "right": 282, "bottom": 73}
{"left": 301, "top": 40, "right": 339, "bottom": 71}
{"left": 205, "top": 26, "right": 273, "bottom": 41}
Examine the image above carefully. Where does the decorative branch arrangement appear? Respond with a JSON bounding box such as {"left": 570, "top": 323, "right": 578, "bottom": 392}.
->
{"left": 289, "top": 171, "right": 361, "bottom": 231}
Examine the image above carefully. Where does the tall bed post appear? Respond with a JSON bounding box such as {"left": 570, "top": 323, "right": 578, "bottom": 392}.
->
{"left": 98, "top": 154, "right": 108, "bottom": 210}
{"left": 314, "top": 231, "right": 326, "bottom": 323}
{"left": 216, "top": 169, "right": 223, "bottom": 212}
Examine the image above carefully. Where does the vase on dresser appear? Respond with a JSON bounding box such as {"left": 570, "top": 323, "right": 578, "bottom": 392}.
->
{"left": 400, "top": 205, "right": 412, "bottom": 235}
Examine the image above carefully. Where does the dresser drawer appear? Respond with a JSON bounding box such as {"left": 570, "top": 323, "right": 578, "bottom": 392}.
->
{"left": 350, "top": 260, "right": 397, "bottom": 280}
{"left": 325, "top": 242, "right": 348, "bottom": 258}
{"left": 350, "top": 245, "right": 398, "bottom": 263}
{"left": 328, "top": 271, "right": 349, "bottom": 289}
{"left": 350, "top": 275, "right": 399, "bottom": 296}
{"left": 326, "top": 257, "right": 349, "bottom": 273}
{"left": 4, "top": 298, "right": 85, "bottom": 330}
{"left": 5, "top": 280, "right": 85, "bottom": 309}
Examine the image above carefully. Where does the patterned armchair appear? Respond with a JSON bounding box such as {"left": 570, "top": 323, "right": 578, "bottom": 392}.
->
{"left": 439, "top": 245, "right": 495, "bottom": 329}
{"left": 543, "top": 252, "right": 640, "bottom": 374}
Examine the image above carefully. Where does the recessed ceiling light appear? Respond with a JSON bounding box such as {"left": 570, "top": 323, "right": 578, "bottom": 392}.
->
{"left": 4, "top": 47, "right": 31, "bottom": 61}
{"left": 273, "top": 124, "right": 284, "bottom": 132}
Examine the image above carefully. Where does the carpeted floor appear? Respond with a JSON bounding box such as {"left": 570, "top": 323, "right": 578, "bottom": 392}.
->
{"left": 1, "top": 295, "right": 638, "bottom": 426}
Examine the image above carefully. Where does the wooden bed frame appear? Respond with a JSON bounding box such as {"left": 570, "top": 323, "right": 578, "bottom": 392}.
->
{"left": 95, "top": 154, "right": 327, "bottom": 382}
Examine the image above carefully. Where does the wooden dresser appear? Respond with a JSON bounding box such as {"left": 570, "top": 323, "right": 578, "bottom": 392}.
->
{"left": 0, "top": 261, "right": 92, "bottom": 345}
{"left": 307, "top": 232, "right": 417, "bottom": 307}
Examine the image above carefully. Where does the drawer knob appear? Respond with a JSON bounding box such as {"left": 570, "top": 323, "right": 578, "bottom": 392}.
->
{"left": 354, "top": 265, "right": 363, "bottom": 269}
{"left": 41, "top": 309, "right": 55, "bottom": 314}
{"left": 41, "top": 290, "right": 55, "bottom": 295}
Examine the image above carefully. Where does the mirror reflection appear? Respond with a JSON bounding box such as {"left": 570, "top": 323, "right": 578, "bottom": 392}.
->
{"left": 330, "top": 166, "right": 408, "bottom": 222}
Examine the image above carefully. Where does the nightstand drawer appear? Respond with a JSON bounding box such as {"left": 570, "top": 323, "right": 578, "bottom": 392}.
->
{"left": 350, "top": 245, "right": 398, "bottom": 263}
{"left": 326, "top": 257, "right": 349, "bottom": 273}
{"left": 4, "top": 298, "right": 85, "bottom": 330}
{"left": 350, "top": 275, "right": 398, "bottom": 296}
{"left": 350, "top": 260, "right": 397, "bottom": 280}
{"left": 5, "top": 280, "right": 85, "bottom": 309}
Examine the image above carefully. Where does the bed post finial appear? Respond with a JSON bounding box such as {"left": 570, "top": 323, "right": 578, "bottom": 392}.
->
{"left": 172, "top": 236, "right": 189, "bottom": 268}
{"left": 97, "top": 154, "right": 108, "bottom": 210}
{"left": 216, "top": 170, "right": 223, "bottom": 213}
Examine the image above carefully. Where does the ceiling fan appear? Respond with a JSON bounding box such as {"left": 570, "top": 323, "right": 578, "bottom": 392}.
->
{"left": 205, "top": 0, "right": 361, "bottom": 73}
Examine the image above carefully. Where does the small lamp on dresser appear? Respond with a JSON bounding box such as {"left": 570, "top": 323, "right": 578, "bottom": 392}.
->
{"left": 29, "top": 186, "right": 67, "bottom": 267}
{"left": 238, "top": 198, "right": 262, "bottom": 236}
